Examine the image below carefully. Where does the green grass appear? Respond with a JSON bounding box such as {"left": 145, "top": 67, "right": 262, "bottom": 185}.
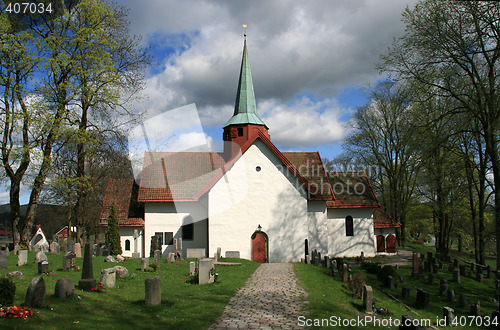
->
{"left": 294, "top": 261, "right": 498, "bottom": 329}
{"left": 1, "top": 252, "right": 259, "bottom": 329}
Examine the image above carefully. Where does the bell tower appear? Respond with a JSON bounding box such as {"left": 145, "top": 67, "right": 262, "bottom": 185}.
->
{"left": 223, "top": 35, "right": 270, "bottom": 159}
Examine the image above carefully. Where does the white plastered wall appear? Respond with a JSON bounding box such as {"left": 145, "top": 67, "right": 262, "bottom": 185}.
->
{"left": 327, "top": 208, "right": 377, "bottom": 257}
{"left": 119, "top": 227, "right": 143, "bottom": 257}
{"left": 208, "top": 140, "right": 308, "bottom": 262}
{"left": 307, "top": 201, "right": 328, "bottom": 255}
{"left": 144, "top": 199, "right": 208, "bottom": 257}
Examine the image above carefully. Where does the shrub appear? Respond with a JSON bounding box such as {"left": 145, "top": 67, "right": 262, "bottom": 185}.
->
{"left": 377, "top": 265, "right": 398, "bottom": 284}
{"left": 149, "top": 261, "right": 158, "bottom": 272}
{"left": 0, "top": 278, "right": 16, "bottom": 306}
{"left": 361, "top": 261, "right": 381, "bottom": 274}
{"left": 348, "top": 272, "right": 366, "bottom": 299}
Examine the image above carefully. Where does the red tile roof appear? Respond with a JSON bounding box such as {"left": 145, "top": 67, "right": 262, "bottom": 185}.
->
{"left": 100, "top": 179, "right": 144, "bottom": 227}
{"left": 326, "top": 172, "right": 380, "bottom": 208}
{"left": 373, "top": 208, "right": 401, "bottom": 228}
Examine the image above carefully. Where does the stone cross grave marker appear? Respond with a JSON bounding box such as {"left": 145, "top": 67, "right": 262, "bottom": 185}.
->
{"left": 132, "top": 229, "right": 140, "bottom": 259}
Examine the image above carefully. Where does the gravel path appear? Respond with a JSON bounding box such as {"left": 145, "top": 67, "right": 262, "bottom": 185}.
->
{"left": 210, "top": 263, "right": 308, "bottom": 329}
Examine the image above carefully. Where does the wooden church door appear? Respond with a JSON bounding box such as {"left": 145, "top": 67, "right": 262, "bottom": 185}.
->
{"left": 252, "top": 232, "right": 268, "bottom": 263}
{"left": 376, "top": 235, "right": 385, "bottom": 253}
{"left": 386, "top": 234, "right": 396, "bottom": 253}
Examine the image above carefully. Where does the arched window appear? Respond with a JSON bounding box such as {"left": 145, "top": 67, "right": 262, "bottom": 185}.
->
{"left": 125, "top": 239, "right": 130, "bottom": 251}
{"left": 345, "top": 216, "right": 354, "bottom": 236}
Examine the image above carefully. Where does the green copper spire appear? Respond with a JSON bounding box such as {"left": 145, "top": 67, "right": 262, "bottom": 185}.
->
{"left": 224, "top": 38, "right": 267, "bottom": 128}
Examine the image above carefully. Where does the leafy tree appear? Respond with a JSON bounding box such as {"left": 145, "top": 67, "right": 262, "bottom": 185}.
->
{"left": 380, "top": 0, "right": 500, "bottom": 268}
{"left": 104, "top": 205, "right": 121, "bottom": 255}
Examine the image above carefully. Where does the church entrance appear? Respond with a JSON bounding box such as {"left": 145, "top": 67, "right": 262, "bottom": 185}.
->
{"left": 251, "top": 231, "right": 268, "bottom": 263}
{"left": 376, "top": 235, "right": 385, "bottom": 253}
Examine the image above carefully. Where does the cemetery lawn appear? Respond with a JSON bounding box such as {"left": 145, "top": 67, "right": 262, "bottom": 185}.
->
{"left": 294, "top": 262, "right": 498, "bottom": 330}
{"left": 1, "top": 252, "right": 259, "bottom": 329}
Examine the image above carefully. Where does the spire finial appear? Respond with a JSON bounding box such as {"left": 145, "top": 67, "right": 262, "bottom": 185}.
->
{"left": 243, "top": 24, "right": 247, "bottom": 38}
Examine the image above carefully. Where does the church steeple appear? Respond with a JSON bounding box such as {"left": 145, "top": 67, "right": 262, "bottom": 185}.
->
{"left": 224, "top": 38, "right": 267, "bottom": 128}
{"left": 223, "top": 34, "right": 270, "bottom": 159}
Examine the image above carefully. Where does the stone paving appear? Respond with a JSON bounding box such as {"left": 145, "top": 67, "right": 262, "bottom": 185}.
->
{"left": 210, "top": 263, "right": 308, "bottom": 329}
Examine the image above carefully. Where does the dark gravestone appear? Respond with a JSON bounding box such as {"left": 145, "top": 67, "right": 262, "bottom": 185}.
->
{"left": 432, "top": 262, "right": 438, "bottom": 274}
{"left": 453, "top": 258, "right": 458, "bottom": 267}
{"left": 25, "top": 276, "right": 45, "bottom": 308}
{"left": 476, "top": 270, "right": 483, "bottom": 282}
{"left": 470, "top": 263, "right": 475, "bottom": 272}
{"left": 399, "top": 275, "right": 404, "bottom": 283}
{"left": 316, "top": 252, "right": 321, "bottom": 267}
{"left": 428, "top": 274, "right": 435, "bottom": 285}
{"left": 79, "top": 243, "right": 96, "bottom": 291}
{"left": 386, "top": 276, "right": 395, "bottom": 290}
{"left": 63, "top": 251, "right": 76, "bottom": 271}
{"left": 325, "top": 256, "right": 330, "bottom": 269}
{"left": 400, "top": 315, "right": 418, "bottom": 329}
{"left": 439, "top": 279, "right": 448, "bottom": 296}
{"left": 0, "top": 250, "right": 7, "bottom": 269}
{"left": 424, "top": 261, "right": 430, "bottom": 273}
{"left": 330, "top": 260, "right": 338, "bottom": 277}
{"left": 459, "top": 294, "right": 467, "bottom": 308}
{"left": 447, "top": 289, "right": 455, "bottom": 302}
{"left": 67, "top": 242, "right": 74, "bottom": 252}
{"left": 452, "top": 270, "right": 460, "bottom": 283}
{"left": 363, "top": 285, "right": 373, "bottom": 313}
{"left": 145, "top": 276, "right": 161, "bottom": 306}
{"left": 459, "top": 264, "right": 466, "bottom": 276}
{"left": 486, "top": 265, "right": 491, "bottom": 279}
{"left": 401, "top": 286, "right": 411, "bottom": 300}
{"left": 416, "top": 289, "right": 429, "bottom": 308}
{"left": 412, "top": 252, "right": 419, "bottom": 277}
{"left": 55, "top": 278, "right": 75, "bottom": 299}
{"left": 38, "top": 261, "right": 49, "bottom": 274}
{"left": 470, "top": 301, "right": 481, "bottom": 316}
{"left": 304, "top": 239, "right": 308, "bottom": 261}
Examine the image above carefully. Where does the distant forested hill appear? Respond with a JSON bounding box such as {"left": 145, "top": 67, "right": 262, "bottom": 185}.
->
{"left": 0, "top": 204, "right": 67, "bottom": 238}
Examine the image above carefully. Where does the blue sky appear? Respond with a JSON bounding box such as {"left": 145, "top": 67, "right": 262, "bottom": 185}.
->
{"left": 1, "top": 0, "right": 419, "bottom": 205}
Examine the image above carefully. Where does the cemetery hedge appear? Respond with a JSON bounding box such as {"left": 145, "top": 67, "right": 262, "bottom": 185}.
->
{"left": 0, "top": 251, "right": 259, "bottom": 329}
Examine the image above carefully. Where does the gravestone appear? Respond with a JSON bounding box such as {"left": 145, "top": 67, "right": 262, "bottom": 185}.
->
{"left": 470, "top": 301, "right": 480, "bottom": 316}
{"left": 453, "top": 258, "right": 458, "bottom": 267}
{"left": 24, "top": 276, "right": 46, "bottom": 308}
{"left": 427, "top": 274, "right": 435, "bottom": 285}
{"left": 113, "top": 266, "right": 129, "bottom": 278}
{"left": 363, "top": 285, "right": 373, "bottom": 313}
{"left": 79, "top": 243, "right": 96, "bottom": 291}
{"left": 459, "top": 264, "right": 466, "bottom": 276}
{"left": 401, "top": 286, "right": 411, "bottom": 300}
{"left": 416, "top": 289, "right": 429, "bottom": 308}
{"left": 74, "top": 243, "right": 82, "bottom": 258}
{"left": 55, "top": 278, "right": 75, "bottom": 299}
{"left": 399, "top": 275, "right": 404, "bottom": 283}
{"left": 190, "top": 261, "right": 196, "bottom": 276}
{"left": 50, "top": 242, "right": 60, "bottom": 255}
{"left": 173, "top": 238, "right": 178, "bottom": 257}
{"left": 63, "top": 251, "right": 76, "bottom": 271}
{"left": 330, "top": 260, "right": 338, "bottom": 277}
{"left": 199, "top": 258, "right": 215, "bottom": 284}
{"left": 386, "top": 276, "right": 395, "bottom": 290}
{"left": 132, "top": 229, "right": 140, "bottom": 259}
{"left": 342, "top": 263, "right": 348, "bottom": 282}
{"left": 5, "top": 270, "right": 24, "bottom": 279}
{"left": 439, "top": 279, "right": 448, "bottom": 296}
{"left": 105, "top": 255, "right": 116, "bottom": 263}
{"left": 325, "top": 256, "right": 331, "bottom": 269}
{"left": 38, "top": 261, "right": 49, "bottom": 274}
{"left": 141, "top": 258, "right": 149, "bottom": 271}
{"left": 432, "top": 262, "right": 438, "bottom": 274}
{"left": 154, "top": 250, "right": 161, "bottom": 267}
{"left": 93, "top": 244, "right": 98, "bottom": 257}
{"left": 486, "top": 265, "right": 491, "bottom": 279}
{"left": 95, "top": 244, "right": 102, "bottom": 257}
{"left": 67, "top": 242, "right": 74, "bottom": 252}
{"left": 35, "top": 251, "right": 48, "bottom": 264}
{"left": 225, "top": 251, "right": 240, "bottom": 259}
{"left": 305, "top": 255, "right": 311, "bottom": 264}
{"left": 360, "top": 251, "right": 365, "bottom": 263}
{"left": 412, "top": 252, "right": 419, "bottom": 277}
{"left": 459, "top": 294, "right": 467, "bottom": 308}
{"left": 447, "top": 289, "right": 455, "bottom": 302}
{"left": 470, "top": 262, "right": 475, "bottom": 272}
{"left": 424, "top": 261, "right": 430, "bottom": 273}
{"left": 418, "top": 260, "right": 424, "bottom": 280}
{"left": 443, "top": 307, "right": 455, "bottom": 326}
{"left": 217, "top": 247, "right": 222, "bottom": 259}
{"left": 0, "top": 250, "right": 7, "bottom": 269}
{"left": 145, "top": 276, "right": 161, "bottom": 306}
{"left": 168, "top": 252, "right": 176, "bottom": 263}
{"left": 304, "top": 239, "right": 308, "bottom": 261}
{"left": 100, "top": 268, "right": 116, "bottom": 288}
{"left": 314, "top": 252, "right": 321, "bottom": 267}
{"left": 452, "top": 270, "right": 460, "bottom": 283}
{"left": 178, "top": 238, "right": 182, "bottom": 260}
{"left": 186, "top": 248, "right": 205, "bottom": 258}
{"left": 17, "top": 250, "right": 28, "bottom": 266}
{"left": 401, "top": 315, "right": 418, "bottom": 329}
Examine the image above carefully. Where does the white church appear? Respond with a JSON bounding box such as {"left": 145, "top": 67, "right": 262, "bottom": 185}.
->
{"left": 99, "top": 38, "right": 400, "bottom": 262}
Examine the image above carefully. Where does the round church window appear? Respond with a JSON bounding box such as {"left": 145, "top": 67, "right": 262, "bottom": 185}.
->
{"left": 256, "top": 166, "right": 261, "bottom": 172}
